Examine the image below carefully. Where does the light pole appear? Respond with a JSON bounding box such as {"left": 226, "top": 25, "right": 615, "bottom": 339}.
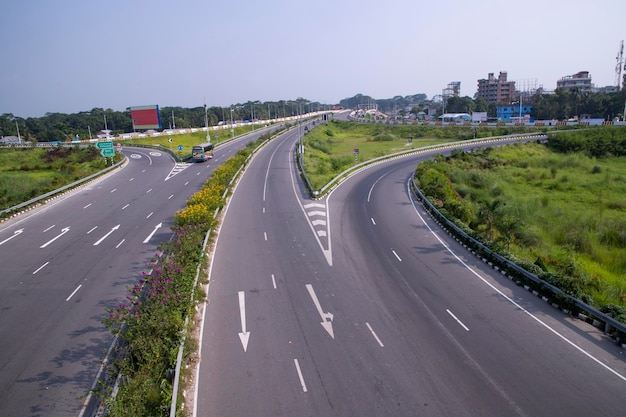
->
{"left": 230, "top": 107, "right": 234, "bottom": 138}
{"left": 204, "top": 102, "right": 210, "bottom": 143}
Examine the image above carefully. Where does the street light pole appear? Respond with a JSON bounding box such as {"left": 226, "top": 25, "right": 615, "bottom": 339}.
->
{"left": 204, "top": 102, "right": 210, "bottom": 143}
{"left": 230, "top": 107, "right": 234, "bottom": 138}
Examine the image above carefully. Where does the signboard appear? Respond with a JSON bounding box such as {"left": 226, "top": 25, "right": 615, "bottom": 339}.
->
{"left": 130, "top": 105, "right": 162, "bottom": 130}
{"left": 101, "top": 148, "right": 115, "bottom": 157}
{"left": 353, "top": 148, "right": 359, "bottom": 155}
{"left": 178, "top": 145, "right": 183, "bottom": 151}
{"left": 96, "top": 141, "right": 113, "bottom": 149}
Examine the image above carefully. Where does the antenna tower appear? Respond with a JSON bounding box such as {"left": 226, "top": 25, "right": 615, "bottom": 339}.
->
{"left": 616, "top": 40, "right": 624, "bottom": 89}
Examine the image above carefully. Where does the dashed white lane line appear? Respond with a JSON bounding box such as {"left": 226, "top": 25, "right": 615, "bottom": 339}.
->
{"left": 446, "top": 309, "right": 470, "bottom": 331}
{"left": 66, "top": 285, "right": 82, "bottom": 301}
{"left": 366, "top": 322, "right": 384, "bottom": 347}
{"left": 294, "top": 359, "right": 308, "bottom": 393}
{"left": 33, "top": 262, "right": 49, "bottom": 275}
{"left": 392, "top": 250, "right": 402, "bottom": 262}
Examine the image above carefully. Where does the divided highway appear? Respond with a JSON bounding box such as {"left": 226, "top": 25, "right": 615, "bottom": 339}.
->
{"left": 195, "top": 126, "right": 626, "bottom": 416}
{"left": 0, "top": 129, "right": 272, "bottom": 417}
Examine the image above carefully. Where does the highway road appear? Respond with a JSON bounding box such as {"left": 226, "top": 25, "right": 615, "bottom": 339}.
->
{"left": 0, "top": 128, "right": 274, "bottom": 417}
{"left": 195, "top": 123, "right": 626, "bottom": 416}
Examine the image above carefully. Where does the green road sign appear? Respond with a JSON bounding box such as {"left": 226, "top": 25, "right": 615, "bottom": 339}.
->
{"left": 96, "top": 141, "right": 114, "bottom": 149}
{"left": 101, "top": 148, "right": 115, "bottom": 157}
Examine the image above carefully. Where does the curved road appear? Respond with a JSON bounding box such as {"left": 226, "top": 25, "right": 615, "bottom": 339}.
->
{"left": 0, "top": 129, "right": 273, "bottom": 417}
{"left": 195, "top": 124, "right": 626, "bottom": 416}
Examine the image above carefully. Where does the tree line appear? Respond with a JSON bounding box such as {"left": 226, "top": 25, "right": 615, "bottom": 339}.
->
{"left": 443, "top": 88, "right": 626, "bottom": 121}
{"left": 0, "top": 98, "right": 325, "bottom": 143}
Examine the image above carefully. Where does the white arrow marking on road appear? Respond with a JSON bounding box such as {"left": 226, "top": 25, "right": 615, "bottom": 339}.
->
{"left": 143, "top": 222, "right": 162, "bottom": 243}
{"left": 238, "top": 291, "right": 250, "bottom": 352}
{"left": 305, "top": 284, "right": 334, "bottom": 339}
{"left": 93, "top": 224, "right": 120, "bottom": 246}
{"left": 40, "top": 227, "right": 70, "bottom": 248}
{"left": 0, "top": 229, "right": 24, "bottom": 246}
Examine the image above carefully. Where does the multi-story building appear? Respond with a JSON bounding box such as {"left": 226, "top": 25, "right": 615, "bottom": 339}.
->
{"left": 442, "top": 81, "right": 460, "bottom": 99}
{"left": 556, "top": 71, "right": 594, "bottom": 92}
{"left": 497, "top": 104, "right": 533, "bottom": 122}
{"left": 476, "top": 71, "right": 516, "bottom": 104}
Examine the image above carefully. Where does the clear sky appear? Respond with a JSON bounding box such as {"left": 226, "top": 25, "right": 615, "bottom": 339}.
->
{"left": 1, "top": 0, "right": 624, "bottom": 118}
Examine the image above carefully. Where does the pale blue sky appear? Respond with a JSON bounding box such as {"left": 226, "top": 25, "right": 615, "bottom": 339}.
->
{"left": 1, "top": 0, "right": 623, "bottom": 117}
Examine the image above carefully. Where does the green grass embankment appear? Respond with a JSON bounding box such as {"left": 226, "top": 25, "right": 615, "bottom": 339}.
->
{"left": 0, "top": 146, "right": 117, "bottom": 210}
{"left": 302, "top": 120, "right": 545, "bottom": 190}
{"left": 416, "top": 142, "right": 626, "bottom": 313}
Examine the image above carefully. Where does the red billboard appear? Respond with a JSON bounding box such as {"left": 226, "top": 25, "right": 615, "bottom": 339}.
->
{"left": 130, "top": 105, "right": 162, "bottom": 130}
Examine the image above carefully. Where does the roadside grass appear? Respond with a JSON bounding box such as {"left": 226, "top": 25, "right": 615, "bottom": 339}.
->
{"left": 418, "top": 142, "right": 626, "bottom": 310}
{"left": 0, "top": 146, "right": 113, "bottom": 210}
{"left": 121, "top": 125, "right": 260, "bottom": 154}
{"left": 303, "top": 121, "right": 461, "bottom": 189}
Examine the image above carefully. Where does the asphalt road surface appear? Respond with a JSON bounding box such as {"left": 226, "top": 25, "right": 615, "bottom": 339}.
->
{"left": 0, "top": 128, "right": 274, "bottom": 417}
{"left": 195, "top": 125, "right": 626, "bottom": 416}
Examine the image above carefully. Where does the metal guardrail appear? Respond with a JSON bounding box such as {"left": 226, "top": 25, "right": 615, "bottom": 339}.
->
{"left": 297, "top": 131, "right": 626, "bottom": 337}
{"left": 1, "top": 157, "right": 125, "bottom": 218}
{"left": 410, "top": 178, "right": 626, "bottom": 336}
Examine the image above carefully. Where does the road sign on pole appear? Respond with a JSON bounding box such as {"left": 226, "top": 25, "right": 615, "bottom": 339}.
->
{"left": 96, "top": 141, "right": 113, "bottom": 150}
{"left": 101, "top": 148, "right": 115, "bottom": 157}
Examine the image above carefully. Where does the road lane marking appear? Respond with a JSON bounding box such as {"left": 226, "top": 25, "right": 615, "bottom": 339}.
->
{"left": 367, "top": 171, "right": 391, "bottom": 203}
{"left": 392, "top": 250, "right": 402, "bottom": 262}
{"left": 33, "top": 262, "right": 49, "bottom": 275}
{"left": 264, "top": 232, "right": 267, "bottom": 241}
{"left": 371, "top": 218, "right": 376, "bottom": 225}
{"left": 93, "top": 224, "right": 120, "bottom": 246}
{"left": 40, "top": 227, "right": 70, "bottom": 248}
{"left": 366, "top": 322, "right": 384, "bottom": 347}
{"left": 271, "top": 274, "right": 277, "bottom": 289}
{"left": 305, "top": 284, "right": 335, "bottom": 339}
{"left": 143, "top": 223, "right": 162, "bottom": 243}
{"left": 146, "top": 212, "right": 153, "bottom": 219}
{"left": 168, "top": 194, "right": 174, "bottom": 200}
{"left": 43, "top": 225, "right": 55, "bottom": 232}
{"left": 110, "top": 188, "right": 117, "bottom": 193}
{"left": 146, "top": 188, "right": 153, "bottom": 193}
{"left": 121, "top": 203, "right": 130, "bottom": 210}
{"left": 0, "top": 229, "right": 24, "bottom": 246}
{"left": 238, "top": 291, "right": 250, "bottom": 352}
{"left": 83, "top": 203, "right": 92, "bottom": 209}
{"left": 87, "top": 226, "right": 98, "bottom": 234}
{"left": 406, "top": 179, "right": 626, "bottom": 383}
{"left": 446, "top": 309, "right": 470, "bottom": 331}
{"left": 116, "top": 239, "right": 125, "bottom": 248}
{"left": 294, "top": 359, "right": 308, "bottom": 392}
{"left": 66, "top": 285, "right": 82, "bottom": 301}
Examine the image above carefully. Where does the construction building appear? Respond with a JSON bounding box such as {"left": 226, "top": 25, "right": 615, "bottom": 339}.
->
{"left": 475, "top": 71, "right": 516, "bottom": 104}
